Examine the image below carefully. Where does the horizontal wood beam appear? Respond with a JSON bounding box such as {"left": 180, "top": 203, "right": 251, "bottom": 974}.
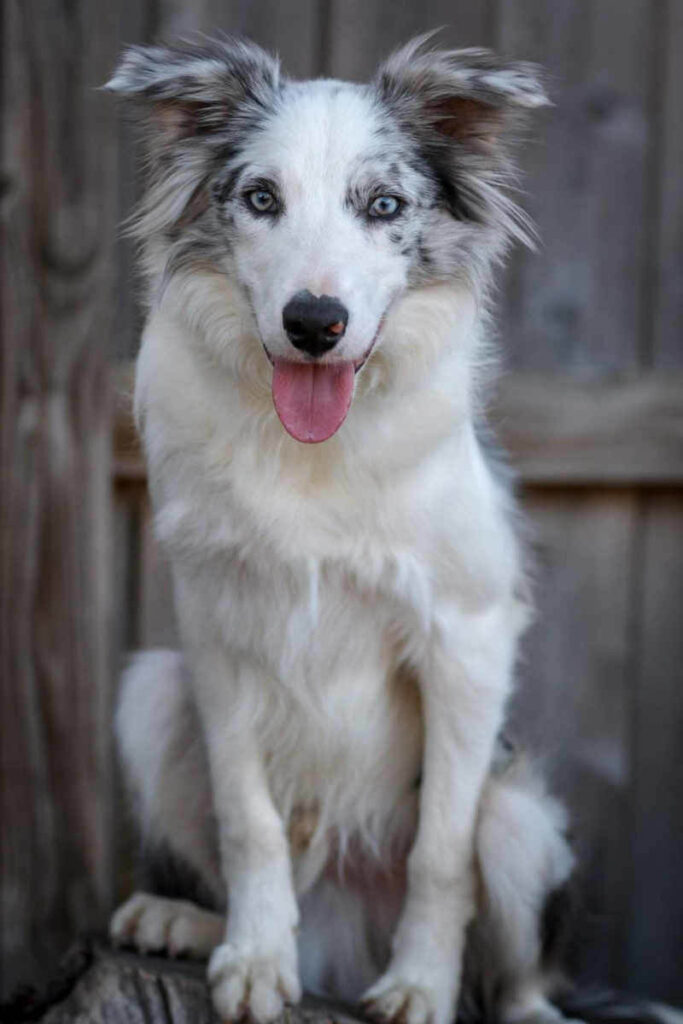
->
{"left": 113, "top": 368, "right": 683, "bottom": 487}
{"left": 491, "top": 373, "right": 683, "bottom": 486}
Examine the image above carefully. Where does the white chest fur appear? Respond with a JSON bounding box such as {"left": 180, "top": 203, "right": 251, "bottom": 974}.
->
{"left": 135, "top": 284, "right": 527, "bottom": 866}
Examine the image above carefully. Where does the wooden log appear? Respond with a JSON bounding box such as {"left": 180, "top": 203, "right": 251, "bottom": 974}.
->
{"left": 7, "top": 940, "right": 365, "bottom": 1024}
{"left": 8, "top": 938, "right": 683, "bottom": 1024}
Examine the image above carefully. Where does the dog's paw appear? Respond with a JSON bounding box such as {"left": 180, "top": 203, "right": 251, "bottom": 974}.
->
{"left": 110, "top": 891, "right": 223, "bottom": 959}
{"left": 363, "top": 983, "right": 432, "bottom": 1024}
{"left": 208, "top": 942, "right": 301, "bottom": 1024}
{"left": 500, "top": 991, "right": 585, "bottom": 1024}
{"left": 361, "top": 972, "right": 454, "bottom": 1024}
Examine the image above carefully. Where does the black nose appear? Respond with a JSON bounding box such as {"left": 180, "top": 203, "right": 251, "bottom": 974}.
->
{"left": 282, "top": 290, "right": 348, "bottom": 358}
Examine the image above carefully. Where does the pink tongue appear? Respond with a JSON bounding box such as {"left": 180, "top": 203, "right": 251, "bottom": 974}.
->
{"left": 272, "top": 359, "right": 355, "bottom": 443}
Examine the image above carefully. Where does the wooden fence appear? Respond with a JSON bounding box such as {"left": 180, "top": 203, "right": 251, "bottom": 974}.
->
{"left": 2, "top": 0, "right": 682, "bottom": 1007}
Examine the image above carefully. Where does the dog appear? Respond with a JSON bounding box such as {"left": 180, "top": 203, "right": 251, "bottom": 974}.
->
{"left": 106, "top": 34, "right": 578, "bottom": 1024}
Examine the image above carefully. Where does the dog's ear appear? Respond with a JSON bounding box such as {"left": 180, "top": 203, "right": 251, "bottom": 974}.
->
{"left": 105, "top": 39, "right": 280, "bottom": 240}
{"left": 375, "top": 34, "right": 549, "bottom": 156}
{"left": 105, "top": 37, "right": 280, "bottom": 148}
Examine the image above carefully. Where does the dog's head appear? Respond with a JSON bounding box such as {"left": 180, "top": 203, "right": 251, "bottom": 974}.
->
{"left": 108, "top": 35, "right": 547, "bottom": 443}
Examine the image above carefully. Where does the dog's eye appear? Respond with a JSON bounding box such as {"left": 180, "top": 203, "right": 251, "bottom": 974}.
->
{"left": 368, "top": 195, "right": 401, "bottom": 219}
{"left": 247, "top": 189, "right": 277, "bottom": 214}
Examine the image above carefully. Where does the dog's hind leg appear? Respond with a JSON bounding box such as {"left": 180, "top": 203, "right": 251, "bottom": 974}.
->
{"left": 472, "top": 753, "right": 578, "bottom": 1024}
{"left": 110, "top": 650, "right": 225, "bottom": 959}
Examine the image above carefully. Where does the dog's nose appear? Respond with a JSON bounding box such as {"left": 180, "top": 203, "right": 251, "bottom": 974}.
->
{"left": 282, "top": 291, "right": 348, "bottom": 358}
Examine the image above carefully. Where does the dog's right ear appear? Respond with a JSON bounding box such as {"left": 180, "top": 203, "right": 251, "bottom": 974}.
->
{"left": 105, "top": 37, "right": 280, "bottom": 149}
{"left": 375, "top": 33, "right": 549, "bottom": 158}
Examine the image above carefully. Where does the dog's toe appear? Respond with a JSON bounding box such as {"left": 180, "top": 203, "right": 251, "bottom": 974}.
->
{"left": 209, "top": 943, "right": 301, "bottom": 1024}
{"left": 362, "top": 980, "right": 435, "bottom": 1024}
{"left": 110, "top": 892, "right": 222, "bottom": 959}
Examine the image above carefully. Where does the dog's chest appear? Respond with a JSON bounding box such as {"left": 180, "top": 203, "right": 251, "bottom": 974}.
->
{"left": 202, "top": 550, "right": 425, "bottom": 843}
{"left": 199, "top": 536, "right": 418, "bottom": 686}
{"left": 169, "top": 501, "right": 426, "bottom": 832}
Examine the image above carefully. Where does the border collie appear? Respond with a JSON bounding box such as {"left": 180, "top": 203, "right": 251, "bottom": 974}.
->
{"left": 106, "top": 34, "right": 578, "bottom": 1024}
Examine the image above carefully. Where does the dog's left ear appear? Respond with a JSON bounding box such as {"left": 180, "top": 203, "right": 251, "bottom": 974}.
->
{"left": 105, "top": 38, "right": 281, "bottom": 238}
{"left": 375, "top": 34, "right": 549, "bottom": 156}
{"left": 105, "top": 37, "right": 280, "bottom": 149}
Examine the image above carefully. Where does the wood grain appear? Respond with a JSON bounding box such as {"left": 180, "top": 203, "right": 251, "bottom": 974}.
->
{"left": 326, "top": 0, "right": 493, "bottom": 82}
{"left": 35, "top": 943, "right": 365, "bottom": 1024}
{"left": 652, "top": 0, "right": 683, "bottom": 367}
{"left": 491, "top": 372, "right": 683, "bottom": 485}
{"left": 626, "top": 494, "right": 683, "bottom": 1003}
{"left": 509, "top": 490, "right": 637, "bottom": 987}
{"left": 494, "top": 0, "right": 655, "bottom": 373}
{"left": 0, "top": 0, "right": 120, "bottom": 999}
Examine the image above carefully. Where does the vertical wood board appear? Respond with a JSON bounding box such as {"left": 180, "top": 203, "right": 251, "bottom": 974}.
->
{"left": 325, "top": 0, "right": 493, "bottom": 81}
{"left": 494, "top": 0, "right": 655, "bottom": 373}
{"left": 652, "top": 0, "right": 683, "bottom": 368}
{"left": 0, "top": 0, "right": 121, "bottom": 998}
{"left": 509, "top": 489, "right": 638, "bottom": 987}
{"left": 626, "top": 494, "right": 683, "bottom": 1002}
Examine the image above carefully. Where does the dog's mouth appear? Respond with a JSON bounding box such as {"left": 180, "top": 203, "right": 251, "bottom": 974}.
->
{"left": 265, "top": 320, "right": 384, "bottom": 445}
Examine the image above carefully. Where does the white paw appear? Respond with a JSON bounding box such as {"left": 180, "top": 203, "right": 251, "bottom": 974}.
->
{"left": 362, "top": 962, "right": 458, "bottom": 1024}
{"left": 501, "top": 995, "right": 581, "bottom": 1024}
{"left": 501, "top": 990, "right": 585, "bottom": 1024}
{"left": 208, "top": 942, "right": 301, "bottom": 1024}
{"left": 110, "top": 891, "right": 223, "bottom": 959}
{"left": 362, "top": 973, "right": 452, "bottom": 1024}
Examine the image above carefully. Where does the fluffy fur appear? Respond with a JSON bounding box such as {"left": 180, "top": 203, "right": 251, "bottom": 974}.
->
{"left": 107, "top": 33, "right": 578, "bottom": 1024}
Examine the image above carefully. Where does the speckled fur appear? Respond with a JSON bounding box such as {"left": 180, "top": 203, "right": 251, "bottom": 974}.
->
{"left": 106, "top": 34, "right": 582, "bottom": 1024}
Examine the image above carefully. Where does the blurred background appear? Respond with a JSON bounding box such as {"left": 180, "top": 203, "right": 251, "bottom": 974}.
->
{"left": 2, "top": 0, "right": 681, "bottom": 1008}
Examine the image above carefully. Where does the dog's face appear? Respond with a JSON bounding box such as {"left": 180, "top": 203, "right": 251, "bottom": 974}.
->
{"left": 214, "top": 82, "right": 421, "bottom": 374}
{"left": 108, "top": 37, "right": 546, "bottom": 442}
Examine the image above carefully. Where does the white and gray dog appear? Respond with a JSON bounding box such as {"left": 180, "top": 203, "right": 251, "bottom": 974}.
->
{"left": 105, "top": 33, "right": 578, "bottom": 1024}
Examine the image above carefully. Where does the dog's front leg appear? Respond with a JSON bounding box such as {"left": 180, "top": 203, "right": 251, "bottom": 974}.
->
{"left": 363, "top": 602, "right": 518, "bottom": 1024}
{"left": 191, "top": 650, "right": 301, "bottom": 1024}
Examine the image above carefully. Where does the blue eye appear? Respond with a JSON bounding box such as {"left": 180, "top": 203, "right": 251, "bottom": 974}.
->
{"left": 368, "top": 195, "right": 401, "bottom": 219}
{"left": 248, "top": 189, "right": 277, "bottom": 213}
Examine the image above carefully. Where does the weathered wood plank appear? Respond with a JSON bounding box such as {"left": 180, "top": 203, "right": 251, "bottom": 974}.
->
{"left": 110, "top": 0, "right": 158, "bottom": 361}
{"left": 628, "top": 11, "right": 683, "bottom": 991}
{"left": 155, "top": 0, "right": 230, "bottom": 37}
{"left": 153, "top": 0, "right": 323, "bottom": 79}
{"left": 0, "top": 0, "right": 121, "bottom": 999}
{"left": 490, "top": 372, "right": 683, "bottom": 485}
{"left": 241, "top": 0, "right": 326, "bottom": 79}
{"left": 112, "top": 370, "right": 683, "bottom": 486}
{"left": 626, "top": 494, "right": 683, "bottom": 1003}
{"left": 652, "top": 0, "right": 683, "bottom": 367}
{"left": 326, "top": 0, "right": 493, "bottom": 82}
{"left": 508, "top": 491, "right": 638, "bottom": 988}
{"left": 493, "top": 0, "right": 655, "bottom": 373}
